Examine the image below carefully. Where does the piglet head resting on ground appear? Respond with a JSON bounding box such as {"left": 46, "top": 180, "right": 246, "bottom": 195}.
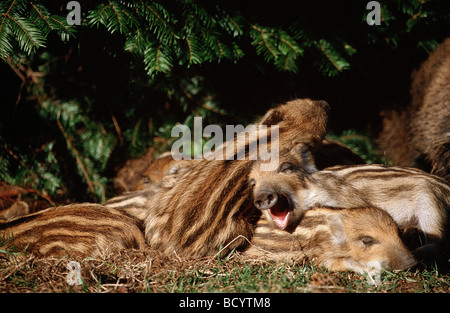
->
{"left": 322, "top": 207, "right": 418, "bottom": 274}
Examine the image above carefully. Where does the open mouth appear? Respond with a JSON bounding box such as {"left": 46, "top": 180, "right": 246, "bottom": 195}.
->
{"left": 268, "top": 195, "right": 292, "bottom": 230}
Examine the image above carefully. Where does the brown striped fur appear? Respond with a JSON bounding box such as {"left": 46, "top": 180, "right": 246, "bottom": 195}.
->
{"left": 143, "top": 98, "right": 329, "bottom": 257}
{"left": 0, "top": 204, "right": 146, "bottom": 257}
{"left": 125, "top": 139, "right": 364, "bottom": 194}
{"left": 377, "top": 38, "right": 450, "bottom": 183}
{"left": 104, "top": 168, "right": 189, "bottom": 221}
{"left": 1, "top": 99, "right": 329, "bottom": 258}
{"left": 250, "top": 162, "right": 450, "bottom": 258}
{"left": 244, "top": 206, "right": 416, "bottom": 273}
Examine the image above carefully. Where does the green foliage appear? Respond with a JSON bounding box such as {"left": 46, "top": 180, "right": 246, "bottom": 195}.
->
{"left": 327, "top": 130, "right": 387, "bottom": 164}
{"left": 0, "top": 0, "right": 368, "bottom": 77}
{"left": 316, "top": 39, "right": 350, "bottom": 76}
{"left": 249, "top": 24, "right": 303, "bottom": 73}
{"left": 39, "top": 98, "right": 115, "bottom": 201}
{"left": 0, "top": 0, "right": 75, "bottom": 58}
{"left": 88, "top": 1, "right": 245, "bottom": 77}
{"left": 0, "top": 0, "right": 449, "bottom": 202}
{"left": 2, "top": 1, "right": 449, "bottom": 76}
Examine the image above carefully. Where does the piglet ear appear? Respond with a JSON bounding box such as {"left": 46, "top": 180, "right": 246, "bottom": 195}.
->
{"left": 314, "top": 100, "right": 330, "bottom": 113}
{"left": 258, "top": 108, "right": 283, "bottom": 126}
{"left": 327, "top": 214, "right": 347, "bottom": 245}
{"left": 290, "top": 144, "right": 318, "bottom": 174}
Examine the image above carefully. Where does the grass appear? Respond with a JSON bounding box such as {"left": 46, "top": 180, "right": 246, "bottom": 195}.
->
{"left": 1, "top": 248, "right": 449, "bottom": 293}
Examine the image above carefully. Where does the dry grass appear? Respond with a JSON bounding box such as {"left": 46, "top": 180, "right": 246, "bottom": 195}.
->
{"left": 1, "top": 247, "right": 449, "bottom": 293}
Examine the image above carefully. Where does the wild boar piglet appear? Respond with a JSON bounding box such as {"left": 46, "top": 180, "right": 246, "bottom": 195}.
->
{"left": 245, "top": 206, "right": 417, "bottom": 275}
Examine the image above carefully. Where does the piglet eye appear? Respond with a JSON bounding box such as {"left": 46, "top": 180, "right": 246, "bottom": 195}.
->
{"left": 359, "top": 235, "right": 378, "bottom": 246}
{"left": 278, "top": 162, "right": 296, "bottom": 173}
{"left": 249, "top": 179, "right": 256, "bottom": 188}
